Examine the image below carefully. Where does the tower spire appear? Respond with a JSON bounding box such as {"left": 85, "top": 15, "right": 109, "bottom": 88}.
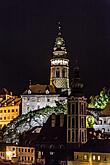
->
{"left": 71, "top": 60, "right": 84, "bottom": 96}
{"left": 49, "top": 23, "right": 69, "bottom": 93}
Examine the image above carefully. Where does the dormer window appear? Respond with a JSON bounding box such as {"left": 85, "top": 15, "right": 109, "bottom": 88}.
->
{"left": 28, "top": 89, "right": 31, "bottom": 94}
{"left": 46, "top": 89, "right": 49, "bottom": 94}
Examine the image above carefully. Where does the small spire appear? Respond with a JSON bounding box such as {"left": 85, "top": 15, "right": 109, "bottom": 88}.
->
{"left": 58, "top": 21, "right": 61, "bottom": 36}
{"left": 70, "top": 60, "right": 84, "bottom": 96}
{"left": 74, "top": 59, "right": 80, "bottom": 79}
{"left": 74, "top": 59, "right": 79, "bottom": 70}
{"left": 29, "top": 80, "right": 32, "bottom": 86}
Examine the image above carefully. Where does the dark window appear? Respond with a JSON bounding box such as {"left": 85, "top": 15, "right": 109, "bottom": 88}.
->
{"left": 72, "top": 104, "right": 75, "bottom": 114}
{"left": 4, "top": 110, "right": 6, "bottom": 113}
{"left": 68, "top": 130, "right": 71, "bottom": 142}
{"left": 12, "top": 109, "right": 14, "bottom": 112}
{"left": 47, "top": 98, "right": 50, "bottom": 102}
{"left": 28, "top": 149, "right": 30, "bottom": 152}
{"left": 82, "top": 131, "right": 84, "bottom": 142}
{"left": 68, "top": 116, "right": 71, "bottom": 128}
{"left": 76, "top": 102, "right": 78, "bottom": 115}
{"left": 76, "top": 116, "right": 78, "bottom": 128}
{"left": 76, "top": 130, "right": 78, "bottom": 142}
{"left": 68, "top": 103, "right": 71, "bottom": 114}
{"left": 8, "top": 110, "right": 10, "bottom": 113}
{"left": 4, "top": 117, "right": 6, "bottom": 120}
{"left": 62, "top": 68, "right": 65, "bottom": 78}
{"left": 72, "top": 117, "right": 74, "bottom": 128}
{"left": 72, "top": 130, "right": 74, "bottom": 142}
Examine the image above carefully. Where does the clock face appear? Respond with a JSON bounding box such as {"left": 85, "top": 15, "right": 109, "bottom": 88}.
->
{"left": 56, "top": 37, "right": 63, "bottom": 46}
{"left": 57, "top": 40, "right": 62, "bottom": 45}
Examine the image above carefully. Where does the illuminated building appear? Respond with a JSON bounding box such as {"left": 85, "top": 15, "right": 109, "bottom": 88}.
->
{"left": 67, "top": 61, "right": 87, "bottom": 144}
{"left": 69, "top": 139, "right": 110, "bottom": 165}
{"left": 50, "top": 23, "right": 70, "bottom": 93}
{"left": 0, "top": 88, "right": 21, "bottom": 128}
{"left": 21, "top": 83, "right": 67, "bottom": 114}
{"left": 5, "top": 145, "right": 35, "bottom": 164}
{"left": 93, "top": 103, "right": 110, "bottom": 134}
{"left": 21, "top": 23, "right": 70, "bottom": 115}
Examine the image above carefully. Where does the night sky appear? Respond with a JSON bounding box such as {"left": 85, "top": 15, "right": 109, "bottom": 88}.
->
{"left": 0, "top": 0, "right": 110, "bottom": 97}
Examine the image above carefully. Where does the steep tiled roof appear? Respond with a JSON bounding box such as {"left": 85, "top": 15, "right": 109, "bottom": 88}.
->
{"left": 23, "top": 84, "right": 56, "bottom": 94}
{"left": 0, "top": 88, "right": 9, "bottom": 95}
{"left": 101, "top": 102, "right": 110, "bottom": 116}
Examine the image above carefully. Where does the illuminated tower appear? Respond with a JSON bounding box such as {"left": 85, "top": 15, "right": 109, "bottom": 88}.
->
{"left": 67, "top": 61, "right": 87, "bottom": 144}
{"left": 50, "top": 23, "right": 69, "bottom": 93}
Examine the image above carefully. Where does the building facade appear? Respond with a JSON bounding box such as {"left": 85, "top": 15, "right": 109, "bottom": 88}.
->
{"left": 21, "top": 84, "right": 67, "bottom": 114}
{"left": 0, "top": 88, "right": 21, "bottom": 128}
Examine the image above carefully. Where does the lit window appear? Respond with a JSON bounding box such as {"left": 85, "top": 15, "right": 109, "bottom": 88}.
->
{"left": 98, "top": 155, "right": 101, "bottom": 161}
{"left": 84, "top": 154, "right": 87, "bottom": 160}
{"left": 93, "top": 155, "right": 96, "bottom": 160}
{"left": 38, "top": 151, "right": 41, "bottom": 159}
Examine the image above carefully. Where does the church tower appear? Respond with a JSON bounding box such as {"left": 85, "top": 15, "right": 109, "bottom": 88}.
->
{"left": 67, "top": 61, "right": 87, "bottom": 144}
{"left": 50, "top": 23, "right": 69, "bottom": 93}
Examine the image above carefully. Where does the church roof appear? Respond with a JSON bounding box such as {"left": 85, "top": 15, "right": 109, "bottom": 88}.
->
{"left": 100, "top": 102, "right": 110, "bottom": 116}
{"left": 23, "top": 84, "right": 56, "bottom": 95}
{"left": 0, "top": 88, "right": 10, "bottom": 95}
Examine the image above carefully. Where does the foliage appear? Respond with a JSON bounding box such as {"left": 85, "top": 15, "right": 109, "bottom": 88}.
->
{"left": 88, "top": 88, "right": 110, "bottom": 109}
{"left": 3, "top": 102, "right": 67, "bottom": 143}
{"left": 86, "top": 115, "right": 95, "bottom": 128}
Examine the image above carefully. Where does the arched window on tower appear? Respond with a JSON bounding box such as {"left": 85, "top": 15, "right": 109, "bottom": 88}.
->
{"left": 56, "top": 68, "right": 60, "bottom": 78}
{"left": 62, "top": 68, "right": 65, "bottom": 78}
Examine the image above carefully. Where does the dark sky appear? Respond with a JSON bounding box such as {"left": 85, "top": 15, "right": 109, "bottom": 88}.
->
{"left": 0, "top": 0, "right": 110, "bottom": 97}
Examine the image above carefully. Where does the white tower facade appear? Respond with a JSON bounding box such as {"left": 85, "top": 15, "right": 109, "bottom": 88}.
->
{"left": 67, "top": 62, "right": 87, "bottom": 144}
{"left": 50, "top": 24, "right": 69, "bottom": 93}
